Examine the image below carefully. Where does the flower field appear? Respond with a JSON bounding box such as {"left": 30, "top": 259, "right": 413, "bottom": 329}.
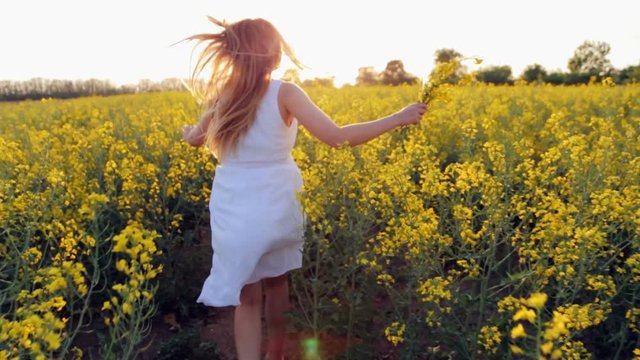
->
{"left": 1, "top": 83, "right": 639, "bottom": 359}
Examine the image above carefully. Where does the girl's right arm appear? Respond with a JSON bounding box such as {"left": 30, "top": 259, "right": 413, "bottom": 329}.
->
{"left": 280, "top": 82, "right": 426, "bottom": 147}
{"left": 181, "top": 106, "right": 215, "bottom": 147}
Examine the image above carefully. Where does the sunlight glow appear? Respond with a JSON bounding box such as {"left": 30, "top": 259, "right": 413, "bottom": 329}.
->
{"left": 1, "top": 0, "right": 638, "bottom": 86}
{"left": 303, "top": 336, "right": 319, "bottom": 359}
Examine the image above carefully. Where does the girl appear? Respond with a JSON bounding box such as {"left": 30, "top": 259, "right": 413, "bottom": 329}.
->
{"left": 180, "top": 16, "right": 426, "bottom": 360}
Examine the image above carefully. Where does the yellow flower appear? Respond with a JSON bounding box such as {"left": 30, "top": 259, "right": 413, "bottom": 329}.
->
{"left": 525, "top": 292, "right": 548, "bottom": 309}
{"left": 376, "top": 273, "right": 395, "bottom": 287}
{"left": 511, "top": 323, "right": 526, "bottom": 339}
{"left": 477, "top": 325, "right": 501, "bottom": 354}
{"left": 498, "top": 296, "right": 521, "bottom": 313}
{"left": 513, "top": 307, "right": 537, "bottom": 323}
{"left": 44, "top": 332, "right": 61, "bottom": 350}
{"left": 115, "top": 259, "right": 128, "bottom": 273}
{"left": 122, "top": 302, "right": 133, "bottom": 315}
{"left": 510, "top": 344, "right": 524, "bottom": 355}
{"left": 384, "top": 321, "right": 406, "bottom": 346}
{"left": 541, "top": 341, "right": 554, "bottom": 354}
{"left": 543, "top": 311, "right": 569, "bottom": 341}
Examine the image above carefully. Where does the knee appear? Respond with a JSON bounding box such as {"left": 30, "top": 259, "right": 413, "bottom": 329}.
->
{"left": 239, "top": 281, "right": 263, "bottom": 307}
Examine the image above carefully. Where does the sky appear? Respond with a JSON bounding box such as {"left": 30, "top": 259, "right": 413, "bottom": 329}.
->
{"left": 1, "top": 0, "right": 639, "bottom": 86}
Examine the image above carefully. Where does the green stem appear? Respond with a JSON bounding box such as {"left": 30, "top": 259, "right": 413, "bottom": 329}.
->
{"left": 535, "top": 310, "right": 542, "bottom": 360}
{"left": 313, "top": 233, "right": 321, "bottom": 333}
{"left": 346, "top": 271, "right": 355, "bottom": 360}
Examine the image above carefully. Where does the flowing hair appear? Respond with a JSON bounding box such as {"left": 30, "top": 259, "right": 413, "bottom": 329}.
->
{"left": 178, "top": 17, "right": 303, "bottom": 159}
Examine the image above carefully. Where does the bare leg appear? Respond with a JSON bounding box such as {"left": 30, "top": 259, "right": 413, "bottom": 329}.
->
{"left": 263, "top": 274, "right": 290, "bottom": 360}
{"left": 234, "top": 280, "right": 263, "bottom": 360}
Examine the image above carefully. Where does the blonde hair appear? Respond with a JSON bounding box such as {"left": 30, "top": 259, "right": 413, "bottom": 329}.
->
{"left": 180, "top": 17, "right": 302, "bottom": 159}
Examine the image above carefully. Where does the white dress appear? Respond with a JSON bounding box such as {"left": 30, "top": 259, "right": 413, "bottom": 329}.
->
{"left": 196, "top": 79, "right": 306, "bottom": 307}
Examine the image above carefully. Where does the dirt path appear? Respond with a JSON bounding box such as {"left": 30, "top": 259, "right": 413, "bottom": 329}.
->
{"left": 141, "top": 304, "right": 354, "bottom": 360}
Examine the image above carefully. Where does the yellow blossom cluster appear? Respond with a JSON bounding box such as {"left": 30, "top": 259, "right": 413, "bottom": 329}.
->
{"left": 291, "top": 83, "right": 639, "bottom": 357}
{"left": 0, "top": 92, "right": 207, "bottom": 357}
{"left": 102, "top": 222, "right": 163, "bottom": 328}
{"left": 477, "top": 325, "right": 501, "bottom": 354}
{"left": 384, "top": 321, "right": 406, "bottom": 347}
{"left": 2, "top": 82, "right": 639, "bottom": 358}
{"left": 503, "top": 291, "right": 613, "bottom": 359}
{"left": 627, "top": 308, "right": 640, "bottom": 334}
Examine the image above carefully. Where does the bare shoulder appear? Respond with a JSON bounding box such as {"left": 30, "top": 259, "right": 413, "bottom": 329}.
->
{"left": 278, "top": 80, "right": 305, "bottom": 102}
{"left": 277, "top": 81, "right": 304, "bottom": 126}
{"left": 279, "top": 81, "right": 315, "bottom": 113}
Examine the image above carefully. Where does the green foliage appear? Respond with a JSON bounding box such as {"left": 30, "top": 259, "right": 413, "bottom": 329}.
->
{"left": 355, "top": 67, "right": 380, "bottom": 86}
{"left": 568, "top": 40, "right": 614, "bottom": 75}
{"left": 154, "top": 328, "right": 221, "bottom": 360}
{"left": 617, "top": 64, "right": 640, "bottom": 84}
{"left": 0, "top": 92, "right": 211, "bottom": 359}
{"left": 476, "top": 65, "right": 513, "bottom": 85}
{"left": 288, "top": 84, "right": 640, "bottom": 359}
{"left": 521, "top": 64, "right": 548, "bottom": 83}
{"left": 434, "top": 48, "right": 463, "bottom": 64}
{"left": 0, "top": 78, "right": 186, "bottom": 101}
{"left": 543, "top": 71, "right": 565, "bottom": 85}
{"left": 379, "top": 60, "right": 418, "bottom": 86}
{"left": 563, "top": 71, "right": 600, "bottom": 85}
{"left": 2, "top": 84, "right": 640, "bottom": 359}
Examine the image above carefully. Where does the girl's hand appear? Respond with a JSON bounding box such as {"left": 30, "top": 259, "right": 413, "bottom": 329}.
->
{"left": 181, "top": 125, "right": 195, "bottom": 141}
{"left": 395, "top": 102, "right": 427, "bottom": 126}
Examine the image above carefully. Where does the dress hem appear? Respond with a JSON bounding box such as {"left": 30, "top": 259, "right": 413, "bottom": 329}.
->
{"left": 196, "top": 264, "right": 302, "bottom": 308}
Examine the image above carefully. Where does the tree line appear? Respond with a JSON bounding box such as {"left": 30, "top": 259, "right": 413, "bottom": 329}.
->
{"left": 344, "top": 41, "right": 639, "bottom": 87}
{"left": 1, "top": 40, "right": 638, "bottom": 101}
{"left": 0, "top": 78, "right": 188, "bottom": 102}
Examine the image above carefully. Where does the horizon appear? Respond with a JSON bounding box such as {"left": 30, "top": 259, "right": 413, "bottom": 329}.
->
{"left": 2, "top": 0, "right": 639, "bottom": 87}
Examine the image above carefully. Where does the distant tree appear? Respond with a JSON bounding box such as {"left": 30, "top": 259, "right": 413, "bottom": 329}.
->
{"left": 476, "top": 65, "right": 513, "bottom": 85}
{"left": 119, "top": 84, "right": 138, "bottom": 94}
{"left": 434, "top": 48, "right": 462, "bottom": 64}
{"left": 0, "top": 81, "right": 10, "bottom": 98}
{"left": 136, "top": 79, "right": 162, "bottom": 93}
{"left": 568, "top": 40, "right": 614, "bottom": 75}
{"left": 379, "top": 60, "right": 418, "bottom": 86}
{"left": 301, "top": 77, "right": 335, "bottom": 87}
{"left": 544, "top": 71, "right": 566, "bottom": 85}
{"left": 160, "top": 78, "right": 186, "bottom": 91}
{"left": 0, "top": 77, "right": 196, "bottom": 101}
{"left": 564, "top": 72, "right": 594, "bottom": 85}
{"left": 542, "top": 69, "right": 604, "bottom": 86}
{"left": 30, "top": 77, "right": 47, "bottom": 95}
{"left": 521, "top": 64, "right": 547, "bottom": 83}
{"left": 355, "top": 66, "right": 380, "bottom": 86}
{"left": 282, "top": 68, "right": 302, "bottom": 85}
{"left": 617, "top": 64, "right": 640, "bottom": 84}
{"left": 49, "top": 79, "right": 74, "bottom": 95}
